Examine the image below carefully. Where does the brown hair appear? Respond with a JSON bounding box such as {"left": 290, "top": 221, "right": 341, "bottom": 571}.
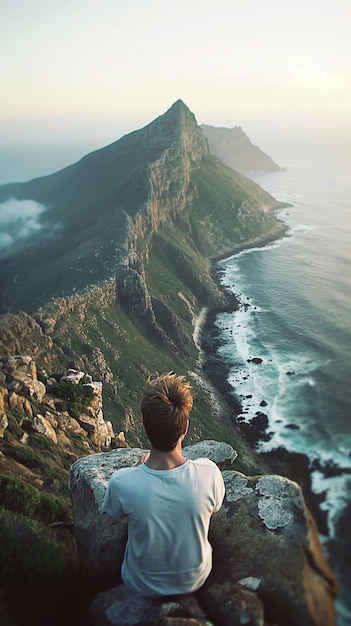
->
{"left": 141, "top": 372, "right": 193, "bottom": 452}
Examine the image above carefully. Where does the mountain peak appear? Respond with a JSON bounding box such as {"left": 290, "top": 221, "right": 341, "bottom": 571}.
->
{"left": 134, "top": 99, "right": 208, "bottom": 161}
{"left": 148, "top": 99, "right": 199, "bottom": 136}
{"left": 167, "top": 99, "right": 198, "bottom": 126}
{"left": 0, "top": 101, "right": 283, "bottom": 312}
{"left": 169, "top": 98, "right": 188, "bottom": 110}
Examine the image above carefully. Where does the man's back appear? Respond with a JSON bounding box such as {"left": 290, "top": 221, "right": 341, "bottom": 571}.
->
{"left": 102, "top": 457, "right": 224, "bottom": 596}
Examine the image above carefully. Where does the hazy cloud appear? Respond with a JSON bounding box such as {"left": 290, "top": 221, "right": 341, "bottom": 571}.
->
{"left": 0, "top": 197, "right": 47, "bottom": 254}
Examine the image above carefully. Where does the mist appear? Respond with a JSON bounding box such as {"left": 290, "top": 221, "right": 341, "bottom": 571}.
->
{"left": 0, "top": 197, "right": 47, "bottom": 255}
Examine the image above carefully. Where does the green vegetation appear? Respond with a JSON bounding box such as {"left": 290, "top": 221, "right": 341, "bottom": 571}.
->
{"left": 0, "top": 475, "right": 70, "bottom": 524}
{"left": 47, "top": 296, "right": 238, "bottom": 450}
{"left": 188, "top": 155, "right": 275, "bottom": 255}
{"left": 55, "top": 380, "right": 94, "bottom": 419}
{"left": 0, "top": 389, "right": 89, "bottom": 626}
{"left": 4, "top": 444, "right": 46, "bottom": 470}
{"left": 0, "top": 510, "right": 77, "bottom": 626}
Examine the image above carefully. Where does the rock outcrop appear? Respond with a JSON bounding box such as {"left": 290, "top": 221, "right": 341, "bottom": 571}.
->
{"left": 0, "top": 356, "right": 114, "bottom": 449}
{"left": 2, "top": 355, "right": 46, "bottom": 402}
{"left": 69, "top": 441, "right": 337, "bottom": 626}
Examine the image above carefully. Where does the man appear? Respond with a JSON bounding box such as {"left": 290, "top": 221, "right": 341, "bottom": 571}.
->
{"left": 102, "top": 372, "right": 225, "bottom": 597}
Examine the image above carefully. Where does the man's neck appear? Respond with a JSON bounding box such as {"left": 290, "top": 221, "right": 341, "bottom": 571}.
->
{"left": 146, "top": 443, "right": 187, "bottom": 470}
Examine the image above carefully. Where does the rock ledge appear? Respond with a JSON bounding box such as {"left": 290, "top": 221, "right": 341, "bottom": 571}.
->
{"left": 69, "top": 440, "right": 337, "bottom": 626}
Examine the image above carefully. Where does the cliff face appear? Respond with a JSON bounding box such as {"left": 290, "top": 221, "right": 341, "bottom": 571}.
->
{"left": 0, "top": 100, "right": 284, "bottom": 313}
{"left": 201, "top": 124, "right": 281, "bottom": 173}
{"left": 0, "top": 101, "right": 287, "bottom": 447}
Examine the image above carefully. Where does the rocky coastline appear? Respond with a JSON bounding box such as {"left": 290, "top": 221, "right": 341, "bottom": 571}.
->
{"left": 200, "top": 230, "right": 331, "bottom": 539}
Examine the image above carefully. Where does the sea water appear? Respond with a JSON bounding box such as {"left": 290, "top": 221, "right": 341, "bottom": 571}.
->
{"left": 215, "top": 134, "right": 351, "bottom": 625}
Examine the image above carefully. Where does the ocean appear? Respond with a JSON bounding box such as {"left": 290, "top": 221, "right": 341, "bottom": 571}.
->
{"left": 214, "top": 133, "right": 351, "bottom": 626}
{"left": 1, "top": 132, "right": 350, "bottom": 624}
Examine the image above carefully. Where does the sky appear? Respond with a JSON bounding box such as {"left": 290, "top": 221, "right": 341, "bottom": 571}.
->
{"left": 1, "top": 0, "right": 350, "bottom": 154}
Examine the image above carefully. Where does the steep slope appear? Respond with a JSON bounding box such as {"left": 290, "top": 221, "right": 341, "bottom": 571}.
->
{"left": 0, "top": 102, "right": 200, "bottom": 311}
{"left": 0, "top": 100, "right": 287, "bottom": 444}
{"left": 201, "top": 123, "right": 280, "bottom": 173}
{"left": 0, "top": 101, "right": 284, "bottom": 313}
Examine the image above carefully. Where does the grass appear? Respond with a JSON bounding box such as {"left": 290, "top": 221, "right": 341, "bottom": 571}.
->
{"left": 0, "top": 509, "right": 78, "bottom": 626}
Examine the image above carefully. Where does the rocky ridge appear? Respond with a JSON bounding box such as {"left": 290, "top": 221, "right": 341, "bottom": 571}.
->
{"left": 0, "top": 102, "right": 286, "bottom": 319}
{"left": 0, "top": 354, "right": 128, "bottom": 626}
{"left": 0, "top": 101, "right": 288, "bottom": 445}
{"left": 0, "top": 101, "right": 214, "bottom": 312}
{"left": 0, "top": 355, "right": 121, "bottom": 462}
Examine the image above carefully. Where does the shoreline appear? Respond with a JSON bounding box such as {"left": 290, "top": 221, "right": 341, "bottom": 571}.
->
{"left": 199, "top": 221, "right": 330, "bottom": 535}
{"left": 209, "top": 219, "right": 289, "bottom": 264}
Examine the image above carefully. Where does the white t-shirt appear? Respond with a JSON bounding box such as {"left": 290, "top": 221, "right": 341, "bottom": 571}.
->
{"left": 102, "top": 457, "right": 225, "bottom": 597}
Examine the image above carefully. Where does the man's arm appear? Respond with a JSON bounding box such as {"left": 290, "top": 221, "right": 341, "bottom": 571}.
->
{"left": 101, "top": 472, "right": 125, "bottom": 518}
{"left": 214, "top": 466, "right": 225, "bottom": 513}
{"left": 101, "top": 457, "right": 149, "bottom": 517}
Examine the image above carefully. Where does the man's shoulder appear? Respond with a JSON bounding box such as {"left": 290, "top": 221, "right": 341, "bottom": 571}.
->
{"left": 109, "top": 465, "right": 140, "bottom": 482}
{"left": 189, "top": 457, "right": 220, "bottom": 471}
{"left": 190, "top": 457, "right": 214, "bottom": 464}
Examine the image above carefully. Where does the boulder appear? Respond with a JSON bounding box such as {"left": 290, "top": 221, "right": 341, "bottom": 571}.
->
{"left": 1, "top": 355, "right": 37, "bottom": 379}
{"left": 198, "top": 581, "right": 264, "bottom": 626}
{"left": 2, "top": 356, "right": 46, "bottom": 403}
{"left": 32, "top": 414, "right": 58, "bottom": 444}
{"left": 69, "top": 441, "right": 337, "bottom": 626}
{"left": 60, "top": 369, "right": 87, "bottom": 385}
{"left": 7, "top": 373, "right": 46, "bottom": 403}
{"left": 69, "top": 442, "right": 237, "bottom": 584}
{"left": 87, "top": 584, "right": 214, "bottom": 626}
{"left": 206, "top": 471, "right": 338, "bottom": 626}
{"left": 8, "top": 391, "right": 19, "bottom": 410}
{"left": 0, "top": 413, "right": 8, "bottom": 438}
{"left": 56, "top": 411, "right": 87, "bottom": 436}
{"left": 75, "top": 381, "right": 114, "bottom": 448}
{"left": 183, "top": 440, "right": 237, "bottom": 468}
{"left": 0, "top": 388, "right": 5, "bottom": 412}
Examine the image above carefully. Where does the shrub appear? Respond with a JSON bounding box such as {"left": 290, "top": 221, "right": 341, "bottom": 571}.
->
{"left": 0, "top": 475, "right": 40, "bottom": 518}
{"left": 9, "top": 445, "right": 44, "bottom": 470}
{"left": 6, "top": 414, "right": 23, "bottom": 437}
{"left": 36, "top": 371, "right": 47, "bottom": 385}
{"left": 56, "top": 381, "right": 94, "bottom": 419}
{"left": 37, "top": 493, "right": 70, "bottom": 525}
{"left": 0, "top": 474, "right": 71, "bottom": 525}
{"left": 0, "top": 511, "right": 70, "bottom": 626}
{"left": 30, "top": 432, "right": 54, "bottom": 450}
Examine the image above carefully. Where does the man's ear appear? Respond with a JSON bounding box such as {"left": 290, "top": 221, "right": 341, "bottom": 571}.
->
{"left": 183, "top": 420, "right": 189, "bottom": 436}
